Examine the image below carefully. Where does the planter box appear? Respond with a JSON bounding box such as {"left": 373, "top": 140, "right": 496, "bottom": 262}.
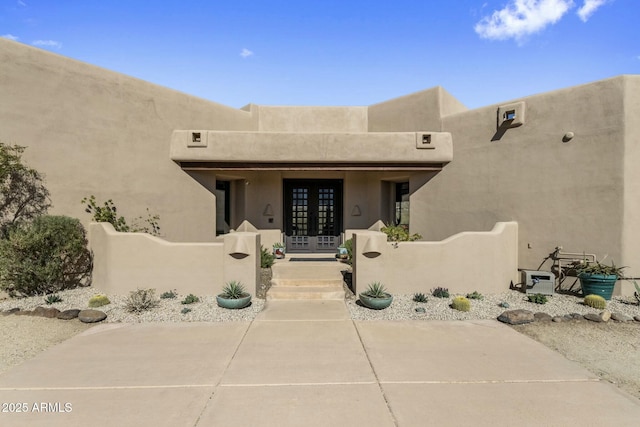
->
{"left": 359, "top": 293, "right": 393, "bottom": 310}
{"left": 216, "top": 294, "right": 252, "bottom": 309}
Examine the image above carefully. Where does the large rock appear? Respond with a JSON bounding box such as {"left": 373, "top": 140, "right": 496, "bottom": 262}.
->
{"left": 78, "top": 309, "right": 107, "bottom": 323}
{"left": 1, "top": 308, "right": 20, "bottom": 316}
{"left": 534, "top": 312, "right": 552, "bottom": 322}
{"left": 584, "top": 313, "right": 603, "bottom": 323}
{"left": 57, "top": 309, "right": 81, "bottom": 320}
{"left": 611, "top": 312, "right": 633, "bottom": 322}
{"left": 32, "top": 306, "right": 61, "bottom": 318}
{"left": 600, "top": 310, "right": 611, "bottom": 322}
{"left": 635, "top": 315, "right": 640, "bottom": 322}
{"left": 498, "top": 309, "right": 535, "bottom": 325}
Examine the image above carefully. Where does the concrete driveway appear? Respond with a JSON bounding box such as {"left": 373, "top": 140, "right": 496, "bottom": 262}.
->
{"left": 1, "top": 300, "right": 639, "bottom": 426}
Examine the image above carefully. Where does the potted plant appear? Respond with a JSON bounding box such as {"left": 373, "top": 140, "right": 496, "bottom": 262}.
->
{"left": 216, "top": 281, "right": 252, "bottom": 309}
{"left": 273, "top": 242, "right": 285, "bottom": 259}
{"left": 575, "top": 260, "right": 625, "bottom": 301}
{"left": 359, "top": 282, "right": 393, "bottom": 310}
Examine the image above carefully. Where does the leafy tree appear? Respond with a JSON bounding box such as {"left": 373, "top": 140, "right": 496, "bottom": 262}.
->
{"left": 82, "top": 195, "right": 161, "bottom": 236}
{"left": 0, "top": 215, "right": 92, "bottom": 297}
{"left": 0, "top": 142, "right": 51, "bottom": 238}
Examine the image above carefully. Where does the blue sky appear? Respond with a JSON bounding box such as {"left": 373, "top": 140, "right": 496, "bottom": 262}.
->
{"left": 1, "top": 0, "right": 638, "bottom": 109}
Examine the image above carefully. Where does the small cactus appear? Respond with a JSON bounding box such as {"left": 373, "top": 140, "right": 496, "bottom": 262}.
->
{"left": 451, "top": 296, "right": 471, "bottom": 312}
{"left": 413, "top": 292, "right": 428, "bottom": 303}
{"left": 584, "top": 294, "right": 607, "bottom": 310}
{"left": 88, "top": 294, "right": 110, "bottom": 308}
{"left": 431, "top": 287, "right": 449, "bottom": 298}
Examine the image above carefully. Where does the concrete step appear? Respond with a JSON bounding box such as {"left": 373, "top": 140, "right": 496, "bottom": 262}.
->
{"left": 267, "top": 285, "right": 345, "bottom": 301}
{"left": 271, "top": 279, "right": 344, "bottom": 287}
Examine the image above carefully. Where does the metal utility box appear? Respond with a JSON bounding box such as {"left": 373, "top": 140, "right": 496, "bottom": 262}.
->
{"left": 522, "top": 270, "right": 555, "bottom": 295}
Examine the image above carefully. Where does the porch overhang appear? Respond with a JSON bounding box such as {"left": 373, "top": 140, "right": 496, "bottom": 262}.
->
{"left": 170, "top": 130, "right": 452, "bottom": 171}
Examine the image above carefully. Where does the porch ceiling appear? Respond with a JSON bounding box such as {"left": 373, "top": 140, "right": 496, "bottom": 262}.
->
{"left": 171, "top": 131, "right": 452, "bottom": 171}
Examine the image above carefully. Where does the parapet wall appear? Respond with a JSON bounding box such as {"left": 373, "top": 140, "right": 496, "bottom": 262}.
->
{"left": 88, "top": 223, "right": 260, "bottom": 296}
{"left": 352, "top": 222, "right": 519, "bottom": 295}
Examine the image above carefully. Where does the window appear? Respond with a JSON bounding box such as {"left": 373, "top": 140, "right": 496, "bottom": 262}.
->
{"left": 394, "top": 182, "right": 410, "bottom": 226}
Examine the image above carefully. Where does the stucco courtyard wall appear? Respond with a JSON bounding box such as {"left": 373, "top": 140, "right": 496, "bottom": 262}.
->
{"left": 0, "top": 38, "right": 258, "bottom": 242}
{"left": 408, "top": 76, "right": 638, "bottom": 281}
{"left": 352, "top": 222, "right": 519, "bottom": 295}
{"left": 89, "top": 223, "right": 260, "bottom": 296}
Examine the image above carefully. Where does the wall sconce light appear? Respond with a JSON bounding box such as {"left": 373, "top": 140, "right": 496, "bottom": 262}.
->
{"left": 263, "top": 204, "right": 274, "bottom": 216}
{"left": 351, "top": 205, "right": 361, "bottom": 216}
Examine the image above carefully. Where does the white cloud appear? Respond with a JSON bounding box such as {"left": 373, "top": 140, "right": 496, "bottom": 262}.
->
{"left": 240, "top": 48, "right": 254, "bottom": 58}
{"left": 577, "top": 0, "right": 608, "bottom": 22}
{"left": 32, "top": 39, "right": 62, "bottom": 49}
{"left": 2, "top": 34, "right": 19, "bottom": 41}
{"left": 475, "top": 0, "right": 574, "bottom": 41}
{"left": 18, "top": 0, "right": 27, "bottom": 6}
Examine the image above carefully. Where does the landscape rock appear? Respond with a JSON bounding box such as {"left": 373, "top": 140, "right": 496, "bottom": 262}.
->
{"left": 611, "top": 312, "right": 633, "bottom": 322}
{"left": 32, "top": 306, "right": 61, "bottom": 318}
{"left": 498, "top": 309, "right": 534, "bottom": 325}
{"left": 635, "top": 315, "right": 640, "bottom": 322}
{"left": 584, "top": 313, "right": 604, "bottom": 323}
{"left": 415, "top": 307, "right": 426, "bottom": 313}
{"left": 534, "top": 312, "right": 552, "bottom": 322}
{"left": 570, "top": 313, "right": 584, "bottom": 320}
{"left": 563, "top": 314, "right": 574, "bottom": 320}
{"left": 1, "top": 308, "right": 20, "bottom": 316}
{"left": 552, "top": 316, "right": 565, "bottom": 322}
{"left": 78, "top": 309, "right": 107, "bottom": 323}
{"left": 57, "top": 309, "right": 81, "bottom": 320}
{"left": 600, "top": 310, "right": 611, "bottom": 322}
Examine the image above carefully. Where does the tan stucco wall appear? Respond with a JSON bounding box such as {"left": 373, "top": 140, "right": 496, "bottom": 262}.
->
{"left": 622, "top": 76, "right": 640, "bottom": 284}
{"left": 367, "top": 86, "right": 467, "bottom": 132}
{"left": 352, "top": 222, "right": 519, "bottom": 295}
{"left": 0, "top": 39, "right": 258, "bottom": 242}
{"left": 403, "top": 76, "right": 638, "bottom": 283}
{"left": 89, "top": 222, "right": 259, "bottom": 295}
{"left": 253, "top": 105, "right": 368, "bottom": 132}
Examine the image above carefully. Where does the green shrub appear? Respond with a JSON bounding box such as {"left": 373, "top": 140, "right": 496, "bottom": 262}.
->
{"left": 380, "top": 224, "right": 422, "bottom": 242}
{"left": 220, "top": 281, "right": 248, "bottom": 299}
{"left": 343, "top": 238, "right": 353, "bottom": 265}
{"left": 431, "top": 287, "right": 449, "bottom": 298}
{"left": 466, "top": 291, "right": 484, "bottom": 300}
{"left": 527, "top": 293, "right": 548, "bottom": 304}
{"left": 181, "top": 294, "right": 200, "bottom": 305}
{"left": 413, "top": 292, "right": 428, "bottom": 303}
{"left": 0, "top": 215, "right": 92, "bottom": 297}
{"left": 88, "top": 294, "right": 110, "bottom": 307}
{"left": 82, "top": 195, "right": 161, "bottom": 236}
{"left": 584, "top": 294, "right": 607, "bottom": 310}
{"left": 181, "top": 307, "right": 192, "bottom": 314}
{"left": 0, "top": 142, "right": 50, "bottom": 238}
{"left": 451, "top": 296, "right": 471, "bottom": 312}
{"left": 362, "top": 282, "right": 389, "bottom": 298}
{"left": 44, "top": 294, "right": 63, "bottom": 305}
{"left": 125, "top": 288, "right": 160, "bottom": 313}
{"left": 160, "top": 289, "right": 178, "bottom": 299}
{"left": 260, "top": 245, "right": 275, "bottom": 268}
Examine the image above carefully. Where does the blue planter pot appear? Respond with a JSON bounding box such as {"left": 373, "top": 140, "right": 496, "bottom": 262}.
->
{"left": 578, "top": 273, "right": 618, "bottom": 300}
{"left": 359, "top": 293, "right": 393, "bottom": 310}
{"left": 216, "top": 294, "right": 252, "bottom": 309}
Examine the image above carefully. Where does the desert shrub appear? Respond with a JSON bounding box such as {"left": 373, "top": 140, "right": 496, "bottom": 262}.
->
{"left": 584, "top": 294, "right": 607, "bottom": 310}
{"left": 0, "top": 142, "right": 51, "bottom": 238}
{"left": 88, "top": 294, "right": 110, "bottom": 307}
{"left": 527, "top": 293, "right": 547, "bottom": 304}
{"left": 466, "top": 291, "right": 484, "bottom": 300}
{"left": 125, "top": 288, "right": 160, "bottom": 313}
{"left": 381, "top": 224, "right": 421, "bottom": 242}
{"left": 181, "top": 307, "right": 192, "bottom": 314}
{"left": 181, "top": 294, "right": 200, "bottom": 305}
{"left": 260, "top": 245, "right": 275, "bottom": 268}
{"left": 431, "top": 287, "right": 449, "bottom": 298}
{"left": 82, "top": 195, "right": 161, "bottom": 236}
{"left": 0, "top": 215, "right": 92, "bottom": 297}
{"left": 343, "top": 238, "right": 353, "bottom": 265}
{"left": 44, "top": 294, "right": 63, "bottom": 305}
{"left": 451, "top": 296, "right": 471, "bottom": 312}
{"left": 220, "top": 281, "right": 248, "bottom": 299}
{"left": 160, "top": 289, "right": 178, "bottom": 299}
{"left": 413, "top": 292, "right": 428, "bottom": 303}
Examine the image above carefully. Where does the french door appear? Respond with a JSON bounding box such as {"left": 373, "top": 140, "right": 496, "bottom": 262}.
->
{"left": 283, "top": 179, "right": 343, "bottom": 253}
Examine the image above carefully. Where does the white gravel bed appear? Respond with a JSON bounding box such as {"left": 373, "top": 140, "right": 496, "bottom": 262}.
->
{"left": 2, "top": 287, "right": 639, "bottom": 323}
{"left": 347, "top": 291, "right": 640, "bottom": 321}
{"left": 0, "top": 287, "right": 264, "bottom": 322}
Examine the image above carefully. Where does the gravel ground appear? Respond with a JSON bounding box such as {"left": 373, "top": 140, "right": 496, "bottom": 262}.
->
{"left": 1, "top": 287, "right": 640, "bottom": 400}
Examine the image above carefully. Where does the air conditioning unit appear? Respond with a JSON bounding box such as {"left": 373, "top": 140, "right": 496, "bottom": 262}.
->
{"left": 522, "top": 270, "right": 555, "bottom": 296}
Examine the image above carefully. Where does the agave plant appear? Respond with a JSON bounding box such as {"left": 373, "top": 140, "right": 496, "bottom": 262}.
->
{"left": 220, "top": 281, "right": 247, "bottom": 299}
{"left": 363, "top": 282, "right": 389, "bottom": 298}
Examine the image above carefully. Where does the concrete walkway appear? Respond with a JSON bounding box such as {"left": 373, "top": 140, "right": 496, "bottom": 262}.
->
{"left": 1, "top": 301, "right": 639, "bottom": 426}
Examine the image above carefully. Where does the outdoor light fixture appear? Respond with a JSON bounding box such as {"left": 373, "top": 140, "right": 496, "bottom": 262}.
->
{"left": 263, "top": 204, "right": 274, "bottom": 216}
{"left": 351, "top": 205, "right": 361, "bottom": 216}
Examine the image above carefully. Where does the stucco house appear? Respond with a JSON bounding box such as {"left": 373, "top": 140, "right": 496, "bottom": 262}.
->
{"left": 1, "top": 38, "right": 638, "bottom": 295}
